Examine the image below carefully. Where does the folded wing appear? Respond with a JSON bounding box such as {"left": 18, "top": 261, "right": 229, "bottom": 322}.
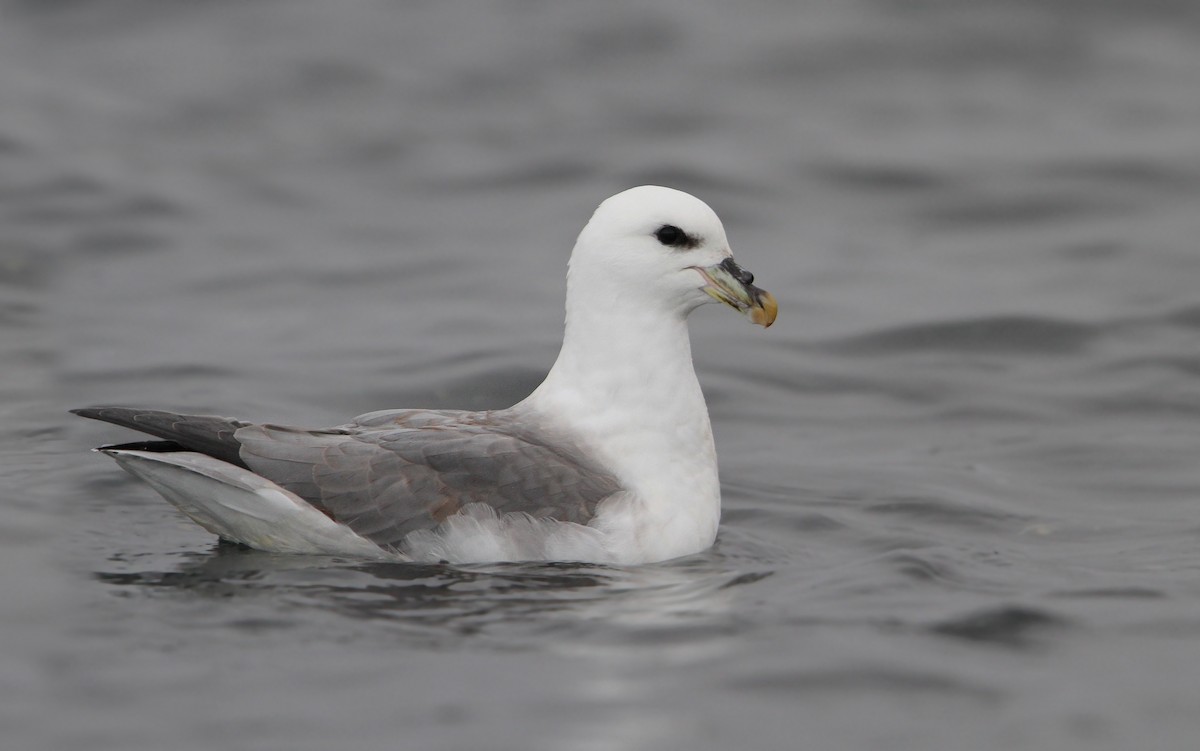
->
{"left": 76, "top": 406, "right": 622, "bottom": 552}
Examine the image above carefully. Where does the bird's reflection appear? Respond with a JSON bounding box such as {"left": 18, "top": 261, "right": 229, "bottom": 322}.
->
{"left": 93, "top": 538, "right": 772, "bottom": 647}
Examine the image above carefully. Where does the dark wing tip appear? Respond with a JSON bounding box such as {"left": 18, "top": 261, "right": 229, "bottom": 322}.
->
{"left": 69, "top": 406, "right": 252, "bottom": 469}
{"left": 71, "top": 406, "right": 128, "bottom": 420}
{"left": 96, "top": 439, "right": 189, "bottom": 454}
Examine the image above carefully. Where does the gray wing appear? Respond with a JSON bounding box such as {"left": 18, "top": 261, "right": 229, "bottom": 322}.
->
{"left": 70, "top": 406, "right": 249, "bottom": 468}
{"left": 235, "top": 409, "right": 622, "bottom": 549}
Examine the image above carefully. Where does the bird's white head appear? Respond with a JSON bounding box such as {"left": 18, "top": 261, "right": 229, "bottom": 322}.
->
{"left": 568, "top": 186, "right": 776, "bottom": 327}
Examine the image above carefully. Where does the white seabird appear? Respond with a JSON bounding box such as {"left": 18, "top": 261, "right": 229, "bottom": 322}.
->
{"left": 73, "top": 186, "right": 777, "bottom": 565}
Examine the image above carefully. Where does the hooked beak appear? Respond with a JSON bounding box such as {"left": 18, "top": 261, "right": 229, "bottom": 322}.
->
{"left": 692, "top": 257, "right": 777, "bottom": 328}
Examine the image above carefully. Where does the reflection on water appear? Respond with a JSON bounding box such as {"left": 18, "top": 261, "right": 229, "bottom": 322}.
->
{"left": 93, "top": 543, "right": 759, "bottom": 650}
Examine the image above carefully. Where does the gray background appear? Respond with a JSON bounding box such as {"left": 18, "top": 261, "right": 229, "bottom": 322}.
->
{"left": 3, "top": 1, "right": 1200, "bottom": 749}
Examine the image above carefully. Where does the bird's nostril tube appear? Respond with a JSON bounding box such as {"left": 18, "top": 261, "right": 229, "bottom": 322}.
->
{"left": 721, "top": 257, "right": 754, "bottom": 286}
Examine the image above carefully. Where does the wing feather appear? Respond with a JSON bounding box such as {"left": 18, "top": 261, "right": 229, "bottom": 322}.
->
{"left": 234, "top": 409, "right": 620, "bottom": 548}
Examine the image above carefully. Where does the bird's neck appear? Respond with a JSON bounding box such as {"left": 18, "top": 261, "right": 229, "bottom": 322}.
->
{"left": 518, "top": 292, "right": 721, "bottom": 535}
{"left": 527, "top": 299, "right": 705, "bottom": 431}
{"left": 526, "top": 261, "right": 704, "bottom": 412}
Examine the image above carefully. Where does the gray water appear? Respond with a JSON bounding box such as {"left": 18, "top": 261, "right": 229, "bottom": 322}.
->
{"left": 4, "top": 1, "right": 1200, "bottom": 749}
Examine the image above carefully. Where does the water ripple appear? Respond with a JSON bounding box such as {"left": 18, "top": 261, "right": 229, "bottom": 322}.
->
{"left": 864, "top": 494, "right": 1030, "bottom": 534}
{"left": 820, "top": 315, "right": 1097, "bottom": 356}
{"left": 91, "top": 545, "right": 762, "bottom": 648}
{"left": 918, "top": 193, "right": 1133, "bottom": 229}
{"left": 810, "top": 161, "right": 956, "bottom": 194}
{"left": 927, "top": 605, "right": 1070, "bottom": 647}
{"left": 1166, "top": 304, "right": 1200, "bottom": 329}
{"left": 728, "top": 666, "right": 1002, "bottom": 702}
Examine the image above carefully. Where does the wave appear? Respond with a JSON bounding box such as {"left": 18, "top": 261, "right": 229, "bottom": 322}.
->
{"left": 819, "top": 315, "right": 1098, "bottom": 356}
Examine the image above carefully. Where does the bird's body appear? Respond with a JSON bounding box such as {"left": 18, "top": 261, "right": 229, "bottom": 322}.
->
{"left": 74, "top": 186, "right": 776, "bottom": 565}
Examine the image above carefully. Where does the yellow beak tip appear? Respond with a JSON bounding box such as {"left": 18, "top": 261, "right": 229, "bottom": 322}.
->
{"left": 750, "top": 290, "right": 778, "bottom": 328}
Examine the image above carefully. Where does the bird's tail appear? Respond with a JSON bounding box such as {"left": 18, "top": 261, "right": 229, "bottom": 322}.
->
{"left": 99, "top": 446, "right": 391, "bottom": 559}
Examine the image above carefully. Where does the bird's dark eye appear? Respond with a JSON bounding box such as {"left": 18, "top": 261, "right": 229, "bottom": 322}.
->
{"left": 654, "top": 224, "right": 689, "bottom": 247}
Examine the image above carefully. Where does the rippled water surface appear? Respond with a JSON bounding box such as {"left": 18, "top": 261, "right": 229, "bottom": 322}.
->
{"left": 5, "top": 1, "right": 1200, "bottom": 749}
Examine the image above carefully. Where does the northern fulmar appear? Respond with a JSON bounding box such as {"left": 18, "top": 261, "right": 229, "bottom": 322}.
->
{"left": 73, "top": 186, "right": 777, "bottom": 565}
